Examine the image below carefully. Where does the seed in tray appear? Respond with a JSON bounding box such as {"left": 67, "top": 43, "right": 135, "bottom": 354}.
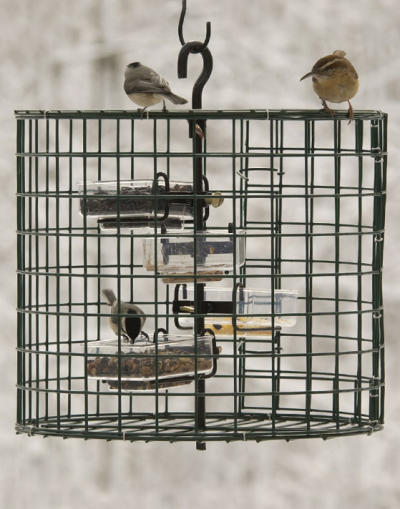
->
{"left": 80, "top": 183, "right": 194, "bottom": 217}
{"left": 87, "top": 346, "right": 213, "bottom": 379}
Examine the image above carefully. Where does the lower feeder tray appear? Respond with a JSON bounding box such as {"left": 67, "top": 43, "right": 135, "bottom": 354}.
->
{"left": 86, "top": 334, "right": 217, "bottom": 384}
{"left": 143, "top": 230, "right": 246, "bottom": 283}
{"left": 175, "top": 286, "right": 298, "bottom": 337}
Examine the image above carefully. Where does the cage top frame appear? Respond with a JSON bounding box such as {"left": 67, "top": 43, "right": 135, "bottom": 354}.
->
{"left": 15, "top": 109, "right": 387, "bottom": 121}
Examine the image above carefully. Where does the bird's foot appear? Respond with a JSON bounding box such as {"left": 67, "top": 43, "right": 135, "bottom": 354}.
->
{"left": 139, "top": 331, "right": 150, "bottom": 342}
{"left": 162, "top": 100, "right": 168, "bottom": 112}
{"left": 347, "top": 101, "right": 354, "bottom": 124}
{"left": 320, "top": 99, "right": 335, "bottom": 118}
{"left": 137, "top": 107, "right": 149, "bottom": 119}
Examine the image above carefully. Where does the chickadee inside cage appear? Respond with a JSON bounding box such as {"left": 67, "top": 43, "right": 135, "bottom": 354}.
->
{"left": 124, "top": 62, "right": 187, "bottom": 112}
{"left": 300, "top": 50, "right": 359, "bottom": 122}
{"left": 102, "top": 288, "right": 146, "bottom": 343}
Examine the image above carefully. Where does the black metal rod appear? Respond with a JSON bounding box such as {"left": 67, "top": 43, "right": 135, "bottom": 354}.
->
{"left": 177, "top": 0, "right": 213, "bottom": 450}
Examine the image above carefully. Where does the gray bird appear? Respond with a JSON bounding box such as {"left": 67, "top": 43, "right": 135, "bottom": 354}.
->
{"left": 124, "top": 62, "right": 187, "bottom": 112}
{"left": 102, "top": 288, "right": 146, "bottom": 343}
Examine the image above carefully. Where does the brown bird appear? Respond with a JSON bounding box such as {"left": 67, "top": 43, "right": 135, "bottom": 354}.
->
{"left": 300, "top": 50, "right": 359, "bottom": 122}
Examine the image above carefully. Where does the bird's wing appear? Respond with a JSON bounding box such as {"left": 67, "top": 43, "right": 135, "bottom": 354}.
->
{"left": 149, "top": 69, "right": 171, "bottom": 90}
{"left": 312, "top": 54, "right": 349, "bottom": 75}
{"left": 124, "top": 78, "right": 171, "bottom": 95}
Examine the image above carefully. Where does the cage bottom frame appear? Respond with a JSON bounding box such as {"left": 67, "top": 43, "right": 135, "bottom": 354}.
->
{"left": 16, "top": 366, "right": 383, "bottom": 443}
{"left": 16, "top": 412, "right": 381, "bottom": 443}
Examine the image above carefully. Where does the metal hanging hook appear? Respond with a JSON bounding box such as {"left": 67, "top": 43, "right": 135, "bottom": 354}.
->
{"left": 177, "top": 0, "right": 213, "bottom": 110}
{"left": 178, "top": 43, "right": 213, "bottom": 110}
{"left": 178, "top": 0, "right": 211, "bottom": 49}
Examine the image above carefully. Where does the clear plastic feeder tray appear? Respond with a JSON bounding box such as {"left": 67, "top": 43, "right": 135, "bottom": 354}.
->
{"left": 143, "top": 230, "right": 246, "bottom": 283}
{"left": 78, "top": 179, "right": 194, "bottom": 226}
{"left": 176, "top": 287, "right": 298, "bottom": 337}
{"left": 87, "top": 334, "right": 216, "bottom": 383}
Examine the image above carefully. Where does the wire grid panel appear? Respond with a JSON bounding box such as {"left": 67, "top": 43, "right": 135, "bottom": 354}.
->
{"left": 16, "top": 109, "right": 387, "bottom": 442}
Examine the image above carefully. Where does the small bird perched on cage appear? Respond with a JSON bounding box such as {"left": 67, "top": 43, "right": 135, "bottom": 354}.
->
{"left": 300, "top": 50, "right": 359, "bottom": 123}
{"left": 102, "top": 288, "right": 146, "bottom": 343}
{"left": 124, "top": 62, "right": 187, "bottom": 112}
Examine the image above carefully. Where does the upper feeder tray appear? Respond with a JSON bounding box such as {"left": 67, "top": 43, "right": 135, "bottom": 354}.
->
{"left": 78, "top": 178, "right": 224, "bottom": 230}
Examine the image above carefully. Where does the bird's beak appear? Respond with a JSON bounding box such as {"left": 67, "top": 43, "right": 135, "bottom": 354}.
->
{"left": 300, "top": 71, "right": 313, "bottom": 81}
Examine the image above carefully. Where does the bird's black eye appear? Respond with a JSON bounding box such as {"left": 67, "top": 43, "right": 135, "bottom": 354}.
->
{"left": 129, "top": 62, "right": 140, "bottom": 68}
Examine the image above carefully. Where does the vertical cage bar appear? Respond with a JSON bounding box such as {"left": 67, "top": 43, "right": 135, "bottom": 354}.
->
{"left": 67, "top": 118, "right": 74, "bottom": 418}
{"left": 129, "top": 118, "right": 135, "bottom": 304}
{"left": 82, "top": 118, "right": 89, "bottom": 433}
{"left": 379, "top": 114, "right": 388, "bottom": 422}
{"left": 115, "top": 117, "right": 122, "bottom": 433}
{"left": 16, "top": 118, "right": 26, "bottom": 426}
{"left": 95, "top": 118, "right": 102, "bottom": 414}
{"left": 238, "top": 118, "right": 251, "bottom": 413}
{"left": 55, "top": 118, "right": 61, "bottom": 428}
{"left": 153, "top": 118, "right": 160, "bottom": 428}
{"left": 304, "top": 119, "right": 313, "bottom": 429}
{"left": 355, "top": 118, "right": 364, "bottom": 423}
{"left": 44, "top": 117, "right": 50, "bottom": 420}
{"left": 165, "top": 118, "right": 171, "bottom": 336}
{"left": 370, "top": 116, "right": 386, "bottom": 423}
{"left": 27, "top": 119, "right": 33, "bottom": 423}
{"left": 231, "top": 118, "right": 238, "bottom": 433}
{"left": 332, "top": 119, "right": 342, "bottom": 426}
{"left": 127, "top": 117, "right": 135, "bottom": 417}
{"left": 269, "top": 118, "right": 278, "bottom": 428}
{"left": 275, "top": 119, "right": 284, "bottom": 289}
{"left": 34, "top": 118, "right": 40, "bottom": 424}
{"left": 275, "top": 118, "right": 285, "bottom": 408}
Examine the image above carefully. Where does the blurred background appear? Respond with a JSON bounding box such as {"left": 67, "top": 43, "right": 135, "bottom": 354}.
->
{"left": 2, "top": 0, "right": 399, "bottom": 507}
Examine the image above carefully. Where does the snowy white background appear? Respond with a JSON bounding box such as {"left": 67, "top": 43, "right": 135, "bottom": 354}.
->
{"left": 1, "top": 0, "right": 400, "bottom": 508}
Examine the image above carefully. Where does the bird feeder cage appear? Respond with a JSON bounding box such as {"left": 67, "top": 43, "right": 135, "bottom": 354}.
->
{"left": 15, "top": 3, "right": 387, "bottom": 450}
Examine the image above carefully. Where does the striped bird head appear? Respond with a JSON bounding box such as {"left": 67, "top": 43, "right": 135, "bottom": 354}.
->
{"left": 300, "top": 50, "right": 351, "bottom": 81}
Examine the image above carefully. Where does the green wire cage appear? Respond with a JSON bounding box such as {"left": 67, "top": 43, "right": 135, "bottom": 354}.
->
{"left": 15, "top": 3, "right": 387, "bottom": 450}
{"left": 15, "top": 108, "right": 387, "bottom": 448}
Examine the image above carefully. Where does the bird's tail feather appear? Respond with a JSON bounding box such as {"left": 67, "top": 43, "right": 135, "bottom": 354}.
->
{"left": 102, "top": 288, "right": 116, "bottom": 306}
{"left": 166, "top": 93, "right": 187, "bottom": 105}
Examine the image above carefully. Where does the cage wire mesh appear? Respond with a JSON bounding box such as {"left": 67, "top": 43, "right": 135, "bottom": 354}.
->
{"left": 16, "top": 109, "right": 387, "bottom": 445}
